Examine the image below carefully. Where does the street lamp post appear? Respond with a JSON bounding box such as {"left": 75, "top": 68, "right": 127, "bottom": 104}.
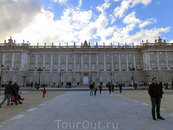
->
{"left": 128, "top": 67, "right": 136, "bottom": 88}
{"left": 146, "top": 74, "right": 150, "bottom": 86}
{"left": 0, "top": 64, "right": 4, "bottom": 91}
{"left": 37, "top": 68, "right": 43, "bottom": 88}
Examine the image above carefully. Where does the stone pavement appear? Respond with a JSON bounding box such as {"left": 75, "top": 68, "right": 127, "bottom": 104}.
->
{"left": 0, "top": 91, "right": 173, "bottom": 130}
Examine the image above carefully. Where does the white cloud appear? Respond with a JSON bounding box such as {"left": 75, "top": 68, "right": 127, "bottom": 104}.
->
{"left": 113, "top": 0, "right": 152, "bottom": 19}
{"left": 0, "top": 0, "right": 171, "bottom": 46}
{"left": 169, "top": 40, "right": 173, "bottom": 43}
{"left": 139, "top": 18, "right": 157, "bottom": 28}
{"left": 110, "top": 14, "right": 116, "bottom": 24}
{"left": 78, "top": 0, "right": 82, "bottom": 7}
{"left": 113, "top": 0, "right": 132, "bottom": 18}
{"left": 0, "top": 0, "right": 41, "bottom": 41}
{"left": 131, "top": 0, "right": 152, "bottom": 7}
{"left": 96, "top": 2, "right": 111, "bottom": 13}
{"left": 123, "top": 12, "right": 141, "bottom": 24}
{"left": 58, "top": 0, "right": 68, "bottom": 4}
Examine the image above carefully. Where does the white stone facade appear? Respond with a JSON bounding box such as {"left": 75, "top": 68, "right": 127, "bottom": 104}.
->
{"left": 0, "top": 37, "right": 173, "bottom": 86}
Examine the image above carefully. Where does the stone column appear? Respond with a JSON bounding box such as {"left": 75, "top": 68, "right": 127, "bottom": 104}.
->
{"left": 145, "top": 52, "right": 148, "bottom": 70}
{"left": 156, "top": 52, "right": 160, "bottom": 70}
{"left": 133, "top": 53, "right": 136, "bottom": 68}
{"left": 104, "top": 54, "right": 106, "bottom": 71}
{"left": 50, "top": 54, "right": 53, "bottom": 71}
{"left": 66, "top": 54, "right": 68, "bottom": 71}
{"left": 89, "top": 54, "right": 91, "bottom": 70}
{"left": 111, "top": 54, "right": 114, "bottom": 71}
{"left": 11, "top": 52, "right": 15, "bottom": 70}
{"left": 58, "top": 54, "right": 60, "bottom": 71}
{"left": 142, "top": 53, "right": 145, "bottom": 70}
{"left": 20, "top": 53, "right": 24, "bottom": 70}
{"left": 126, "top": 54, "right": 129, "bottom": 71}
{"left": 96, "top": 54, "right": 98, "bottom": 70}
{"left": 2, "top": 52, "right": 6, "bottom": 65}
{"left": 165, "top": 51, "right": 169, "bottom": 70}
{"left": 43, "top": 54, "right": 45, "bottom": 68}
{"left": 35, "top": 54, "right": 38, "bottom": 69}
{"left": 81, "top": 53, "right": 83, "bottom": 70}
{"left": 74, "top": 54, "right": 76, "bottom": 71}
{"left": 119, "top": 54, "right": 121, "bottom": 71}
{"left": 148, "top": 52, "right": 151, "bottom": 70}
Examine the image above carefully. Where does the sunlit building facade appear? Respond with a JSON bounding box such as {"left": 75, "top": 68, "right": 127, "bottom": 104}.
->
{"left": 0, "top": 37, "right": 173, "bottom": 86}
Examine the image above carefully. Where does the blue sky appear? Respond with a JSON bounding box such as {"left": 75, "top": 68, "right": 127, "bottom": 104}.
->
{"left": 0, "top": 0, "right": 173, "bottom": 45}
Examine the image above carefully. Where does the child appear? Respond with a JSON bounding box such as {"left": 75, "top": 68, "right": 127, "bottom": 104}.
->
{"left": 42, "top": 88, "right": 46, "bottom": 98}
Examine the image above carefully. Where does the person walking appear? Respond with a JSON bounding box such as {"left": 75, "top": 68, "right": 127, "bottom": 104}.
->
{"left": 0, "top": 81, "right": 15, "bottom": 107}
{"left": 94, "top": 83, "right": 97, "bottom": 96}
{"left": 42, "top": 88, "right": 46, "bottom": 98}
{"left": 112, "top": 83, "right": 115, "bottom": 92}
{"left": 89, "top": 83, "right": 94, "bottom": 96}
{"left": 99, "top": 82, "right": 103, "bottom": 94}
{"left": 30, "top": 82, "right": 33, "bottom": 89}
{"left": 119, "top": 83, "right": 122, "bottom": 93}
{"left": 148, "top": 77, "right": 165, "bottom": 120}
{"left": 109, "top": 83, "right": 111, "bottom": 94}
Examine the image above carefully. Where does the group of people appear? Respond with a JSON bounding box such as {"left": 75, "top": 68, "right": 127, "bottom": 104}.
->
{"left": 0, "top": 81, "right": 24, "bottom": 107}
{"left": 106, "top": 82, "right": 123, "bottom": 94}
{"left": 89, "top": 82, "right": 123, "bottom": 96}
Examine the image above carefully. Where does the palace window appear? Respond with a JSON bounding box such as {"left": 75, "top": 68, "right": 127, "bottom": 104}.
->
{"left": 69, "top": 54, "right": 72, "bottom": 57}
{"left": 62, "top": 54, "right": 64, "bottom": 57}
{"left": 32, "top": 54, "right": 34, "bottom": 57}
{"left": 121, "top": 54, "right": 124, "bottom": 57}
{"left": 84, "top": 54, "right": 87, "bottom": 57}
{"left": 151, "top": 52, "right": 153, "bottom": 55}
{"left": 160, "top": 52, "right": 162, "bottom": 55}
{"left": 129, "top": 54, "right": 132, "bottom": 57}
{"left": 136, "top": 54, "right": 139, "bottom": 57}
{"left": 114, "top": 54, "right": 117, "bottom": 57}
{"left": 40, "top": 54, "right": 42, "bottom": 57}
{"left": 47, "top": 54, "right": 49, "bottom": 57}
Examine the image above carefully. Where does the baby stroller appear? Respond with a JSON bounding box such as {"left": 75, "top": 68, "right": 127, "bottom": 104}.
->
{"left": 11, "top": 94, "right": 24, "bottom": 105}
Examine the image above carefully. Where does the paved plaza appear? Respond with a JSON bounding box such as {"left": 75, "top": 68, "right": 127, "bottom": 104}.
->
{"left": 0, "top": 91, "right": 173, "bottom": 130}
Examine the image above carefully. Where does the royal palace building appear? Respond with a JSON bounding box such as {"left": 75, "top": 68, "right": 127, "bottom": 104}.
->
{"left": 0, "top": 36, "right": 173, "bottom": 86}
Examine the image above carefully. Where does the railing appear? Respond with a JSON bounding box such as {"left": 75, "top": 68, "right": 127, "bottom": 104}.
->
{"left": 1, "top": 42, "right": 173, "bottom": 49}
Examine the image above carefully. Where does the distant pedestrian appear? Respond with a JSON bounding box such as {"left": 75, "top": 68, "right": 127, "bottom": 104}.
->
{"left": 42, "top": 88, "right": 46, "bottom": 98}
{"left": 89, "top": 83, "right": 94, "bottom": 96}
{"left": 94, "top": 83, "right": 97, "bottom": 96}
{"left": 99, "top": 82, "right": 103, "bottom": 94}
{"left": 109, "top": 83, "right": 111, "bottom": 94}
{"left": 30, "top": 82, "right": 33, "bottom": 89}
{"left": 148, "top": 77, "right": 164, "bottom": 120}
{"left": 119, "top": 83, "right": 122, "bottom": 93}
{"left": 112, "top": 83, "right": 115, "bottom": 92}
{"left": 0, "top": 81, "right": 15, "bottom": 107}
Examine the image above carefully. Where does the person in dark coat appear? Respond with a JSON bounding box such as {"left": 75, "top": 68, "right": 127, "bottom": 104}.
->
{"left": 112, "top": 84, "right": 115, "bottom": 92}
{"left": 30, "top": 82, "right": 33, "bottom": 89}
{"left": 119, "top": 83, "right": 122, "bottom": 93}
{"left": 13, "top": 82, "right": 19, "bottom": 94}
{"left": 0, "top": 81, "right": 15, "bottom": 107}
{"left": 89, "top": 83, "right": 94, "bottom": 96}
{"left": 109, "top": 82, "right": 111, "bottom": 94}
{"left": 99, "top": 82, "right": 103, "bottom": 94}
{"left": 148, "top": 77, "right": 164, "bottom": 120}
